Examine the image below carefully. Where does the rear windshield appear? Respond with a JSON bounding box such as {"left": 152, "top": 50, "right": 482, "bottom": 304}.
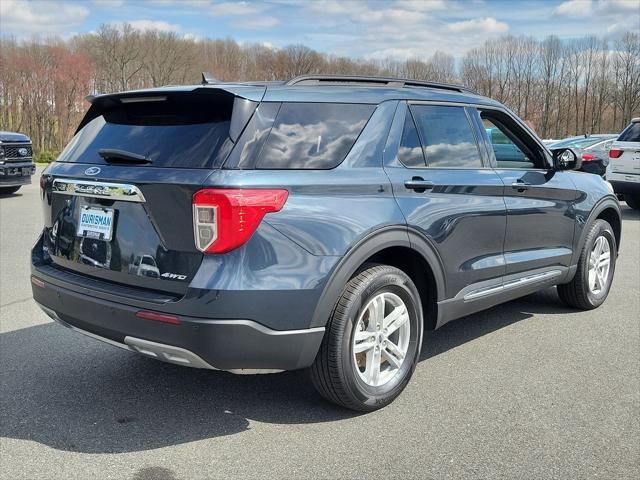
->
{"left": 618, "top": 122, "right": 640, "bottom": 142}
{"left": 58, "top": 93, "right": 234, "bottom": 168}
{"left": 256, "top": 102, "right": 375, "bottom": 169}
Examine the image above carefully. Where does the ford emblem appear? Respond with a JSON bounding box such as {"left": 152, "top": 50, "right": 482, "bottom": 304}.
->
{"left": 18, "top": 148, "right": 28, "bottom": 156}
{"left": 84, "top": 167, "right": 101, "bottom": 176}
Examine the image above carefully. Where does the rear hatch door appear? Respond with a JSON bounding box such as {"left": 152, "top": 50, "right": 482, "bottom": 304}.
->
{"left": 40, "top": 87, "right": 262, "bottom": 295}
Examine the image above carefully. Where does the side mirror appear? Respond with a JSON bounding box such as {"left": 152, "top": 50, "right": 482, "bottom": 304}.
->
{"left": 551, "top": 147, "right": 581, "bottom": 171}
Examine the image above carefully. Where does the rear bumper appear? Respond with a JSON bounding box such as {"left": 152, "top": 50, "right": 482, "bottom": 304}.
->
{"left": 0, "top": 163, "right": 35, "bottom": 186}
{"left": 31, "top": 265, "right": 325, "bottom": 372}
{"left": 609, "top": 179, "right": 640, "bottom": 195}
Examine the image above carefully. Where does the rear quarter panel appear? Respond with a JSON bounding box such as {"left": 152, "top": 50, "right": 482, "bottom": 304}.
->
{"left": 191, "top": 100, "right": 407, "bottom": 330}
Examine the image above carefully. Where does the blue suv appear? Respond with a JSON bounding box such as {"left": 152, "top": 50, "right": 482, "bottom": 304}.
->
{"left": 31, "top": 75, "right": 622, "bottom": 411}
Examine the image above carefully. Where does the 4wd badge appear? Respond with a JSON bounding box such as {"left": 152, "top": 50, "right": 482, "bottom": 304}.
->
{"left": 161, "top": 272, "right": 187, "bottom": 281}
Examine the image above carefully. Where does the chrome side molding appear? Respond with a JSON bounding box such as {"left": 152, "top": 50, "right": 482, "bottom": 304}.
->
{"left": 52, "top": 178, "right": 146, "bottom": 203}
{"left": 464, "top": 269, "right": 563, "bottom": 301}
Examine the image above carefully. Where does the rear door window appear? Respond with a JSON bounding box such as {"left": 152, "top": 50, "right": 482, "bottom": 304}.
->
{"left": 256, "top": 103, "right": 375, "bottom": 169}
{"left": 409, "top": 105, "right": 482, "bottom": 168}
{"left": 618, "top": 122, "right": 640, "bottom": 142}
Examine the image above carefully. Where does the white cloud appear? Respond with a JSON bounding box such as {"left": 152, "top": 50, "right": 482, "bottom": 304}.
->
{"left": 210, "top": 1, "right": 267, "bottom": 16}
{"left": 146, "top": 0, "right": 211, "bottom": 5}
{"left": 555, "top": 0, "right": 639, "bottom": 17}
{"left": 307, "top": 0, "right": 352, "bottom": 15}
{"left": 393, "top": 0, "right": 449, "bottom": 11}
{"left": 234, "top": 16, "right": 280, "bottom": 29}
{"left": 128, "top": 19, "right": 182, "bottom": 32}
{"left": 448, "top": 17, "right": 509, "bottom": 33}
{"left": 92, "top": 0, "right": 125, "bottom": 6}
{"left": 209, "top": 0, "right": 273, "bottom": 28}
{"left": 359, "top": 8, "right": 428, "bottom": 24}
{"left": 301, "top": 1, "right": 512, "bottom": 60}
{"left": 597, "top": 0, "right": 640, "bottom": 12}
{"left": 552, "top": 0, "right": 639, "bottom": 34}
{"left": 308, "top": 1, "right": 429, "bottom": 24}
{"left": 0, "top": 0, "right": 90, "bottom": 36}
{"left": 554, "top": 0, "right": 594, "bottom": 16}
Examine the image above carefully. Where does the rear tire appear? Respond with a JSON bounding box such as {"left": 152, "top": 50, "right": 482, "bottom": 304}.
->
{"left": 625, "top": 194, "right": 640, "bottom": 210}
{"left": 0, "top": 186, "right": 20, "bottom": 195}
{"left": 557, "top": 219, "right": 616, "bottom": 310}
{"left": 310, "top": 264, "right": 423, "bottom": 411}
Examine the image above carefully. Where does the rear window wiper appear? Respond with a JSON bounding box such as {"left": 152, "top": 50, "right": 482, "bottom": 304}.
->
{"left": 98, "top": 148, "right": 151, "bottom": 164}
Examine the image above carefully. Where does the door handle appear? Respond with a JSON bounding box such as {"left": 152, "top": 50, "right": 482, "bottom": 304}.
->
{"left": 511, "top": 181, "right": 531, "bottom": 191}
{"left": 405, "top": 177, "right": 434, "bottom": 192}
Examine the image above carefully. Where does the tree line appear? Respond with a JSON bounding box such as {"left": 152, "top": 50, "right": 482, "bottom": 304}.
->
{"left": 0, "top": 25, "right": 638, "bottom": 155}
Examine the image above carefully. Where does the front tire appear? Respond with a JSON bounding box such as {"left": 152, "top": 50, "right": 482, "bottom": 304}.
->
{"left": 558, "top": 219, "right": 616, "bottom": 310}
{"left": 625, "top": 194, "right": 640, "bottom": 210}
{"left": 310, "top": 264, "right": 423, "bottom": 411}
{"left": 0, "top": 186, "right": 20, "bottom": 195}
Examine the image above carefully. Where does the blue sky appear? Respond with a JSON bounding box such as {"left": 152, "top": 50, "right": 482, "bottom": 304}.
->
{"left": 1, "top": 0, "right": 638, "bottom": 59}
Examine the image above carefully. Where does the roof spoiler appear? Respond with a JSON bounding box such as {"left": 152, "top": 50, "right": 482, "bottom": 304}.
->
{"left": 77, "top": 85, "right": 266, "bottom": 134}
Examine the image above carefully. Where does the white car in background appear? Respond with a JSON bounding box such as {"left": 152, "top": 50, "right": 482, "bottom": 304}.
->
{"left": 607, "top": 118, "right": 640, "bottom": 210}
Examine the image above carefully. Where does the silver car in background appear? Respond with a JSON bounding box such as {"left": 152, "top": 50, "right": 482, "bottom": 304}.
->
{"left": 548, "top": 134, "right": 618, "bottom": 177}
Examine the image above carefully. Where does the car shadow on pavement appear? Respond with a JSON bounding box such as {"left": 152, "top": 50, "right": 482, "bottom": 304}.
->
{"left": 421, "top": 288, "right": 574, "bottom": 361}
{"left": 621, "top": 205, "right": 639, "bottom": 222}
{"left": 0, "top": 288, "right": 580, "bottom": 454}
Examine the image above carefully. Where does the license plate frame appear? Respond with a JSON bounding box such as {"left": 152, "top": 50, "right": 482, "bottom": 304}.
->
{"left": 77, "top": 206, "right": 115, "bottom": 241}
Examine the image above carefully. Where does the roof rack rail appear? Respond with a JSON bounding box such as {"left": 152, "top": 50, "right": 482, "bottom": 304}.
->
{"left": 286, "top": 75, "right": 479, "bottom": 95}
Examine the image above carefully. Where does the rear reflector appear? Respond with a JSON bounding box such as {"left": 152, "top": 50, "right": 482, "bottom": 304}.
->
{"left": 31, "top": 276, "right": 45, "bottom": 288}
{"left": 609, "top": 149, "right": 623, "bottom": 158}
{"left": 581, "top": 153, "right": 596, "bottom": 162}
{"left": 135, "top": 310, "right": 181, "bottom": 325}
{"left": 193, "top": 188, "right": 288, "bottom": 254}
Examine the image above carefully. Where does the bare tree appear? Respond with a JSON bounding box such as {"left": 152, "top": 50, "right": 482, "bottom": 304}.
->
{"left": 613, "top": 32, "right": 640, "bottom": 130}
{"left": 2, "top": 27, "right": 639, "bottom": 154}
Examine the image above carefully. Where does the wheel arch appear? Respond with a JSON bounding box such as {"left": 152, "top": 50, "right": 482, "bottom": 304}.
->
{"left": 578, "top": 197, "right": 622, "bottom": 256}
{"left": 310, "top": 226, "right": 446, "bottom": 331}
{"left": 595, "top": 205, "right": 621, "bottom": 253}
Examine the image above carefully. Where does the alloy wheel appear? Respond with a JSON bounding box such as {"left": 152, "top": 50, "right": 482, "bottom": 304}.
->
{"left": 588, "top": 235, "right": 611, "bottom": 295}
{"left": 352, "top": 292, "right": 411, "bottom": 387}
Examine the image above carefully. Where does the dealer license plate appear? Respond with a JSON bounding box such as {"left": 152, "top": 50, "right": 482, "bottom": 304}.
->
{"left": 77, "top": 207, "right": 115, "bottom": 241}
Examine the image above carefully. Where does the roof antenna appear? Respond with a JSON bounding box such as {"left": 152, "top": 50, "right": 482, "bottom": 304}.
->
{"left": 201, "top": 72, "right": 218, "bottom": 85}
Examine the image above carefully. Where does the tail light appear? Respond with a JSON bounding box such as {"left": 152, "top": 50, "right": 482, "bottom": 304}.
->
{"left": 609, "top": 149, "right": 623, "bottom": 158}
{"left": 192, "top": 188, "right": 288, "bottom": 254}
{"left": 581, "top": 153, "right": 596, "bottom": 162}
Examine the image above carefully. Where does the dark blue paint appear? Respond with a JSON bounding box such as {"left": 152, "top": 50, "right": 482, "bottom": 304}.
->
{"left": 32, "top": 80, "right": 622, "bottom": 371}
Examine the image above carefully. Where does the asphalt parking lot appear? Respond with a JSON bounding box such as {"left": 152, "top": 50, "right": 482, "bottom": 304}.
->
{"left": 1, "top": 169, "right": 638, "bottom": 480}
